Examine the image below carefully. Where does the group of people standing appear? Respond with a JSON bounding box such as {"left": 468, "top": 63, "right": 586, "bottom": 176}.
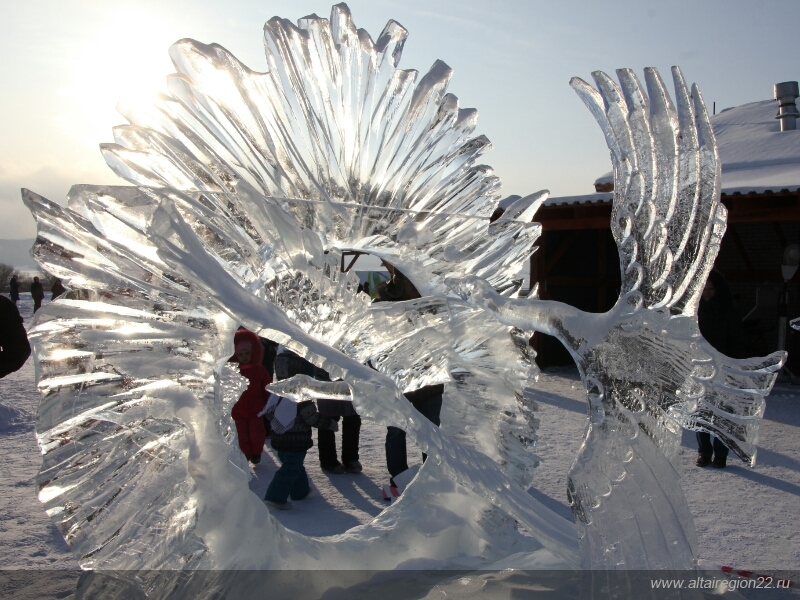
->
{"left": 8, "top": 274, "right": 65, "bottom": 313}
{"left": 229, "top": 329, "right": 363, "bottom": 511}
{"left": 229, "top": 261, "right": 442, "bottom": 511}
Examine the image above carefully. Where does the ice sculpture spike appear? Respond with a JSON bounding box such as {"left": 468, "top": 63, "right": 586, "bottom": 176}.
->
{"left": 22, "top": 3, "right": 576, "bottom": 578}
{"left": 459, "top": 67, "right": 787, "bottom": 570}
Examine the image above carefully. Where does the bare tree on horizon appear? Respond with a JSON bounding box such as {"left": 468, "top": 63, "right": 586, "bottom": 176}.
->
{"left": 0, "top": 262, "right": 19, "bottom": 292}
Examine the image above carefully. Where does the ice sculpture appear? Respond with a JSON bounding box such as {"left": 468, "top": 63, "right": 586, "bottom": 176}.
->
{"left": 458, "top": 68, "right": 787, "bottom": 569}
{"left": 21, "top": 2, "right": 785, "bottom": 589}
{"left": 24, "top": 3, "right": 575, "bottom": 577}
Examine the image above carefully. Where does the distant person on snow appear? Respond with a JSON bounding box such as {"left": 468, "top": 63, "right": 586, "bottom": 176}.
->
{"left": 9, "top": 275, "right": 20, "bottom": 305}
{"left": 230, "top": 328, "right": 272, "bottom": 464}
{"left": 0, "top": 294, "right": 31, "bottom": 378}
{"left": 50, "top": 279, "right": 66, "bottom": 301}
{"left": 30, "top": 277, "right": 44, "bottom": 313}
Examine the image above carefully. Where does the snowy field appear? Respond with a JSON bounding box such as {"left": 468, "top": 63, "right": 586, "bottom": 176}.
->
{"left": 1, "top": 294, "right": 799, "bottom": 598}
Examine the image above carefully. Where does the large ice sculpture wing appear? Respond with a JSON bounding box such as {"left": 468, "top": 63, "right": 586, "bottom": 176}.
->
{"left": 23, "top": 4, "right": 573, "bottom": 574}
{"left": 23, "top": 188, "right": 232, "bottom": 569}
{"left": 95, "top": 5, "right": 544, "bottom": 484}
{"left": 98, "top": 5, "right": 542, "bottom": 482}
{"left": 571, "top": 67, "right": 722, "bottom": 314}
{"left": 102, "top": 6, "right": 540, "bottom": 296}
{"left": 570, "top": 68, "right": 784, "bottom": 464}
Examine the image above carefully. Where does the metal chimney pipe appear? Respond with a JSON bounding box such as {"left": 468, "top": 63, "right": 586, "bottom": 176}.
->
{"left": 774, "top": 81, "right": 799, "bottom": 131}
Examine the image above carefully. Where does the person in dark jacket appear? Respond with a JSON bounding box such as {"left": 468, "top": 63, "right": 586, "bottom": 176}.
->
{"left": 50, "top": 279, "right": 66, "bottom": 301}
{"left": 9, "top": 275, "right": 20, "bottom": 304}
{"left": 315, "top": 368, "right": 362, "bottom": 475}
{"left": 696, "top": 270, "right": 743, "bottom": 469}
{"left": 230, "top": 328, "right": 272, "bottom": 464}
{"left": 262, "top": 392, "right": 337, "bottom": 510}
{"left": 0, "top": 294, "right": 31, "bottom": 378}
{"left": 30, "top": 277, "right": 44, "bottom": 313}
{"left": 374, "top": 262, "right": 444, "bottom": 496}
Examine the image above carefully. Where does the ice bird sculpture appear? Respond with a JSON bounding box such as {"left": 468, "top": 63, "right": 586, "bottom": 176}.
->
{"left": 460, "top": 68, "right": 787, "bottom": 569}
{"left": 23, "top": 3, "right": 575, "bottom": 577}
{"left": 21, "top": 1, "right": 783, "bottom": 586}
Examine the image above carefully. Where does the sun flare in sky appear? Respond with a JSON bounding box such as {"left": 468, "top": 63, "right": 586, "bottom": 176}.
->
{"left": 60, "top": 9, "right": 175, "bottom": 146}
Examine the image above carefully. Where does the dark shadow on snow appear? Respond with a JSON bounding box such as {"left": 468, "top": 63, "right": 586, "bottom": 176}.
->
{"left": 725, "top": 465, "right": 800, "bottom": 497}
{"left": 753, "top": 447, "right": 800, "bottom": 474}
{"left": 318, "top": 472, "right": 385, "bottom": 518}
{"left": 763, "top": 400, "right": 800, "bottom": 425}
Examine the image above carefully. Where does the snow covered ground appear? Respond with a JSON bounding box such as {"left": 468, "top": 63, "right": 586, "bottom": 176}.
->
{"left": 1, "top": 294, "right": 799, "bottom": 598}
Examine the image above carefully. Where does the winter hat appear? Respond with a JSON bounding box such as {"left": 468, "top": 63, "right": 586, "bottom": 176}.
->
{"left": 235, "top": 340, "right": 253, "bottom": 352}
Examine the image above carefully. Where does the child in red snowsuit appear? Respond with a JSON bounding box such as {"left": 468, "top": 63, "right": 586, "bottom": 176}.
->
{"left": 231, "top": 329, "right": 272, "bottom": 464}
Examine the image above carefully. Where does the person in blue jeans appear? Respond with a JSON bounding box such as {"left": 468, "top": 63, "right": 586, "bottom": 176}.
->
{"left": 385, "top": 389, "right": 443, "bottom": 480}
{"left": 262, "top": 397, "right": 337, "bottom": 510}
{"left": 374, "top": 261, "right": 444, "bottom": 496}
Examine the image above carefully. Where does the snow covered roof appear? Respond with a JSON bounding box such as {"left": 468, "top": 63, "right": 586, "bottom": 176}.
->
{"left": 545, "top": 96, "right": 800, "bottom": 207}
{"left": 594, "top": 173, "right": 613, "bottom": 186}
{"left": 714, "top": 99, "right": 800, "bottom": 194}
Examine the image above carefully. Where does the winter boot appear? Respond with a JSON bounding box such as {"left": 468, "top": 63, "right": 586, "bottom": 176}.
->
{"left": 264, "top": 499, "right": 291, "bottom": 510}
{"left": 380, "top": 465, "right": 419, "bottom": 502}
{"left": 321, "top": 462, "right": 346, "bottom": 474}
{"left": 344, "top": 460, "right": 363, "bottom": 474}
{"left": 696, "top": 455, "right": 711, "bottom": 467}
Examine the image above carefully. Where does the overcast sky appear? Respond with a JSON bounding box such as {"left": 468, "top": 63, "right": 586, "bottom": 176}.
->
{"left": 1, "top": 0, "right": 798, "bottom": 239}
